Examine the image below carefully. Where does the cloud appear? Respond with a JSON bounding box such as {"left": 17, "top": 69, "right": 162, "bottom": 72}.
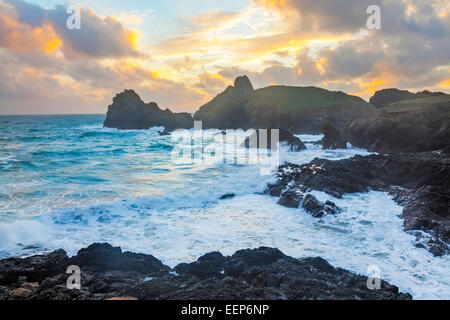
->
{"left": 3, "top": 0, "right": 142, "bottom": 59}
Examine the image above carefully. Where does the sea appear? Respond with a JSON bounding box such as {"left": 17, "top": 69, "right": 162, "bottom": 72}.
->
{"left": 0, "top": 114, "right": 448, "bottom": 299}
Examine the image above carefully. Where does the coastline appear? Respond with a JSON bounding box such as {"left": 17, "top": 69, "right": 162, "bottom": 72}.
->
{"left": 0, "top": 243, "right": 412, "bottom": 300}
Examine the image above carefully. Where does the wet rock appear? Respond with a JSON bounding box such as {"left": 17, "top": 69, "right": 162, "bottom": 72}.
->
{"left": 0, "top": 244, "right": 412, "bottom": 300}
{"left": 301, "top": 195, "right": 341, "bottom": 218}
{"left": 322, "top": 121, "right": 347, "bottom": 149}
{"left": 243, "top": 128, "right": 306, "bottom": 152}
{"left": 0, "top": 249, "right": 69, "bottom": 285}
{"left": 302, "top": 194, "right": 324, "bottom": 217}
{"left": 268, "top": 152, "right": 450, "bottom": 256}
{"left": 220, "top": 193, "right": 236, "bottom": 200}
{"left": 174, "top": 252, "right": 226, "bottom": 279}
{"left": 277, "top": 189, "right": 304, "bottom": 208}
{"left": 70, "top": 243, "right": 170, "bottom": 275}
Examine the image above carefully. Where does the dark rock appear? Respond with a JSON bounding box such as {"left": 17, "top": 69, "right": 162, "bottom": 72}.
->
{"left": 103, "top": 90, "right": 193, "bottom": 131}
{"left": 322, "top": 121, "right": 347, "bottom": 149}
{"left": 0, "top": 249, "right": 69, "bottom": 285}
{"left": 194, "top": 76, "right": 253, "bottom": 129}
{"left": 0, "top": 244, "right": 412, "bottom": 300}
{"left": 301, "top": 194, "right": 340, "bottom": 218}
{"left": 174, "top": 252, "right": 226, "bottom": 279}
{"left": 347, "top": 93, "right": 450, "bottom": 153}
{"left": 243, "top": 128, "right": 306, "bottom": 151}
{"left": 277, "top": 189, "right": 304, "bottom": 208}
{"left": 267, "top": 152, "right": 450, "bottom": 256}
{"left": 69, "top": 243, "right": 170, "bottom": 275}
{"left": 220, "top": 193, "right": 236, "bottom": 200}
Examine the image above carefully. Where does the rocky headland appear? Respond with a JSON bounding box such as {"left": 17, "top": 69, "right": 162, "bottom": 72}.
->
{"left": 194, "top": 76, "right": 375, "bottom": 134}
{"left": 0, "top": 243, "right": 412, "bottom": 300}
{"left": 346, "top": 93, "right": 450, "bottom": 153}
{"left": 103, "top": 89, "right": 193, "bottom": 131}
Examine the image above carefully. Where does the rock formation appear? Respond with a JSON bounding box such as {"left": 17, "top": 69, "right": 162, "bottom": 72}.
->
{"left": 346, "top": 94, "right": 450, "bottom": 153}
{"left": 242, "top": 128, "right": 307, "bottom": 152}
{"left": 194, "top": 76, "right": 253, "bottom": 129}
{"left": 0, "top": 243, "right": 411, "bottom": 300}
{"left": 266, "top": 152, "right": 450, "bottom": 256}
{"left": 103, "top": 90, "right": 193, "bottom": 131}
{"left": 322, "top": 121, "right": 347, "bottom": 149}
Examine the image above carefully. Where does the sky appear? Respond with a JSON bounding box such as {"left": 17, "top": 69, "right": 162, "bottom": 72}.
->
{"left": 0, "top": 0, "right": 449, "bottom": 114}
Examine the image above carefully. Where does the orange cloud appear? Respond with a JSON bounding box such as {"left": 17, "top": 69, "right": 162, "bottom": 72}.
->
{"left": 438, "top": 78, "right": 450, "bottom": 88}
{"left": 351, "top": 77, "right": 396, "bottom": 97}
{"left": 0, "top": 12, "right": 62, "bottom": 55}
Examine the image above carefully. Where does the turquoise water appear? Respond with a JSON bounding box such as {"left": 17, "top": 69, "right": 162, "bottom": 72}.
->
{"left": 0, "top": 115, "right": 449, "bottom": 299}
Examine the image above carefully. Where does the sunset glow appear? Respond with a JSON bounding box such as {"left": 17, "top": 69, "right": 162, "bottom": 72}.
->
{"left": 0, "top": 0, "right": 448, "bottom": 114}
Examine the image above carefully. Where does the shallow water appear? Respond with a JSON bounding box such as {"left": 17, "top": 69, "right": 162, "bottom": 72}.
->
{"left": 0, "top": 115, "right": 448, "bottom": 299}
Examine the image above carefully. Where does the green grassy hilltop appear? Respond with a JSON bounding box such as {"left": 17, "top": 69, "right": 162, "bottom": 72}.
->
{"left": 247, "top": 85, "right": 363, "bottom": 111}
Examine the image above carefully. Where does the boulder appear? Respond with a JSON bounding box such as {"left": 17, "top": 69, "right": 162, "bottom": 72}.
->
{"left": 277, "top": 189, "right": 305, "bottom": 208}
{"left": 69, "top": 243, "right": 170, "bottom": 275}
{"left": 301, "top": 194, "right": 341, "bottom": 218}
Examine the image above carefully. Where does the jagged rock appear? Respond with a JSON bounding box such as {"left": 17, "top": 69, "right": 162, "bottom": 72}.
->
{"left": 322, "top": 121, "right": 347, "bottom": 149}
{"left": 301, "top": 194, "right": 341, "bottom": 218}
{"left": 0, "top": 249, "right": 69, "bottom": 285}
{"left": 69, "top": 243, "right": 170, "bottom": 275}
{"left": 267, "top": 153, "right": 450, "bottom": 256}
{"left": 243, "top": 128, "right": 306, "bottom": 151}
{"left": 105, "top": 297, "right": 138, "bottom": 300}
{"left": 194, "top": 76, "right": 253, "bottom": 129}
{"left": 0, "top": 244, "right": 412, "bottom": 300}
{"left": 103, "top": 90, "right": 193, "bottom": 131}
{"left": 277, "top": 189, "right": 305, "bottom": 208}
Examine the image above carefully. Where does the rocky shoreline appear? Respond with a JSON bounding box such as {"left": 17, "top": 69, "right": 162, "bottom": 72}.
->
{"left": 0, "top": 243, "right": 412, "bottom": 300}
{"left": 266, "top": 152, "right": 450, "bottom": 256}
